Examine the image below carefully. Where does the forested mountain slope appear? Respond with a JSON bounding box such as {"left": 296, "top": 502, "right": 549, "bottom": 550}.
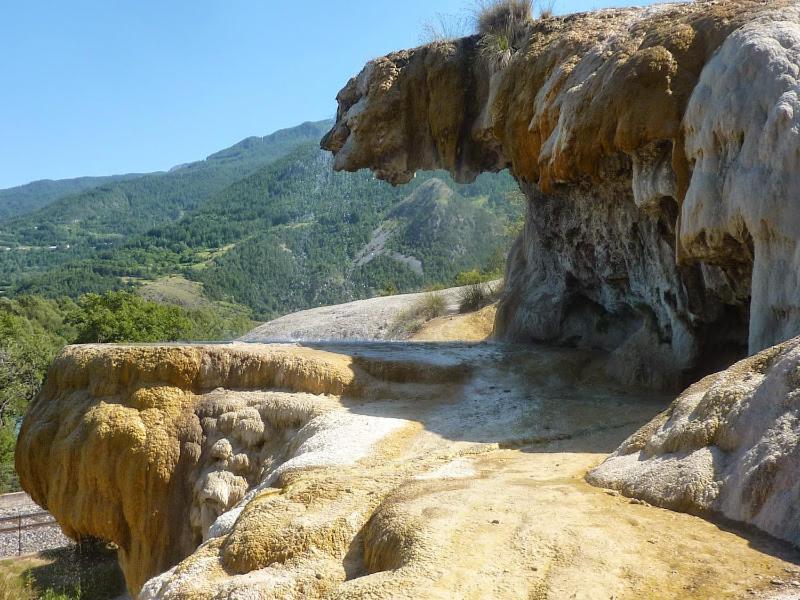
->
{"left": 0, "top": 122, "right": 521, "bottom": 321}
{"left": 0, "top": 120, "right": 333, "bottom": 248}
{"left": 0, "top": 173, "right": 145, "bottom": 221}
{"left": 190, "top": 147, "right": 516, "bottom": 318}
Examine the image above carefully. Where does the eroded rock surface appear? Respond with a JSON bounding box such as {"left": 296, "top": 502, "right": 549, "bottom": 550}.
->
{"left": 16, "top": 344, "right": 358, "bottom": 593}
{"left": 241, "top": 284, "right": 480, "bottom": 342}
{"left": 322, "top": 1, "right": 800, "bottom": 388}
{"left": 17, "top": 342, "right": 800, "bottom": 599}
{"left": 590, "top": 336, "right": 800, "bottom": 547}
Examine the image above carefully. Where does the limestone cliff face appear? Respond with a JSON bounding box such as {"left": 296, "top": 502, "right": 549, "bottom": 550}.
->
{"left": 322, "top": 1, "right": 800, "bottom": 388}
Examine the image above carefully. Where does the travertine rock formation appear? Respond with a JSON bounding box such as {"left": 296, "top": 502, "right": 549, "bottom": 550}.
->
{"left": 17, "top": 344, "right": 360, "bottom": 593}
{"left": 322, "top": 1, "right": 800, "bottom": 388}
{"left": 17, "top": 342, "right": 800, "bottom": 599}
{"left": 589, "top": 335, "right": 800, "bottom": 547}
{"left": 18, "top": 4, "right": 800, "bottom": 598}
{"left": 240, "top": 283, "right": 493, "bottom": 342}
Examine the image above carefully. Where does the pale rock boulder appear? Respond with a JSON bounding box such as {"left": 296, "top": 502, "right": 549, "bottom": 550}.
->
{"left": 589, "top": 337, "right": 800, "bottom": 545}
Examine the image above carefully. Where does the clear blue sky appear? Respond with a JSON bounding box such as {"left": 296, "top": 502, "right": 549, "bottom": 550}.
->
{"left": 0, "top": 0, "right": 657, "bottom": 189}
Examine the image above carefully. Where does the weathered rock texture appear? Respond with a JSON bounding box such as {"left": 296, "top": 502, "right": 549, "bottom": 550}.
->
{"left": 322, "top": 1, "right": 800, "bottom": 388}
{"left": 17, "top": 342, "right": 800, "bottom": 599}
{"left": 589, "top": 335, "right": 800, "bottom": 547}
{"left": 16, "top": 344, "right": 360, "bottom": 594}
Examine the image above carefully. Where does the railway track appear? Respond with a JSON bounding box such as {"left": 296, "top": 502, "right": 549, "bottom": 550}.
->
{"left": 0, "top": 493, "right": 70, "bottom": 557}
{"left": 0, "top": 510, "right": 58, "bottom": 556}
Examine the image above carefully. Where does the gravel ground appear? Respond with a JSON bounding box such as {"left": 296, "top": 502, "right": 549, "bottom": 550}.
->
{"left": 0, "top": 492, "right": 70, "bottom": 557}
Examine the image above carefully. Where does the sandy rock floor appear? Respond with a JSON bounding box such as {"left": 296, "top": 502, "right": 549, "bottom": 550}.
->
{"left": 411, "top": 304, "right": 497, "bottom": 342}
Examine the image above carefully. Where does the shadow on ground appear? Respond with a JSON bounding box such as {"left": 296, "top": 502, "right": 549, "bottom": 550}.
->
{"left": 0, "top": 540, "right": 125, "bottom": 600}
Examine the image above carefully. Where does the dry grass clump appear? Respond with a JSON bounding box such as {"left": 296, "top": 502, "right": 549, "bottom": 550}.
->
{"left": 420, "top": 1, "right": 555, "bottom": 52}
{"left": 475, "top": 0, "right": 533, "bottom": 68}
{"left": 389, "top": 293, "right": 448, "bottom": 338}
{"left": 458, "top": 283, "right": 500, "bottom": 313}
{"left": 420, "top": 12, "right": 471, "bottom": 43}
{"left": 0, "top": 572, "right": 26, "bottom": 600}
{"left": 475, "top": 0, "right": 533, "bottom": 35}
{"left": 474, "top": 0, "right": 557, "bottom": 68}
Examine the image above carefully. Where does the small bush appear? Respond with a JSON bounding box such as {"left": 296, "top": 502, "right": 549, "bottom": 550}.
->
{"left": 458, "top": 283, "right": 500, "bottom": 313}
{"left": 389, "top": 293, "right": 448, "bottom": 338}
{"left": 418, "top": 293, "right": 448, "bottom": 320}
{"left": 455, "top": 268, "right": 504, "bottom": 287}
{"left": 455, "top": 269, "right": 488, "bottom": 286}
{"left": 380, "top": 282, "right": 400, "bottom": 297}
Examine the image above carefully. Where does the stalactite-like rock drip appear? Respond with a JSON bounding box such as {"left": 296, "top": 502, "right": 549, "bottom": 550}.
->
{"left": 323, "top": 1, "right": 800, "bottom": 389}
{"left": 16, "top": 344, "right": 361, "bottom": 595}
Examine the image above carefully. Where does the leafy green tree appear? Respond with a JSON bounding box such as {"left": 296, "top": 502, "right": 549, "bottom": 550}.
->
{"left": 0, "top": 299, "right": 73, "bottom": 491}
{"left": 67, "top": 292, "right": 193, "bottom": 343}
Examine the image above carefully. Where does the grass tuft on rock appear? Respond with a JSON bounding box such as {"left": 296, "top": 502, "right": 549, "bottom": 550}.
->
{"left": 475, "top": 0, "right": 533, "bottom": 35}
{"left": 459, "top": 283, "right": 500, "bottom": 313}
{"left": 474, "top": 1, "right": 556, "bottom": 68}
{"left": 389, "top": 293, "right": 448, "bottom": 338}
{"left": 475, "top": 0, "right": 533, "bottom": 68}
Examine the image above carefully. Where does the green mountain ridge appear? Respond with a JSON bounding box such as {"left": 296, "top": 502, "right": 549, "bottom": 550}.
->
{"left": 0, "top": 122, "right": 521, "bottom": 322}
{"left": 191, "top": 146, "right": 515, "bottom": 318}
{"left": 0, "top": 119, "right": 333, "bottom": 245}
{"left": 0, "top": 173, "right": 146, "bottom": 222}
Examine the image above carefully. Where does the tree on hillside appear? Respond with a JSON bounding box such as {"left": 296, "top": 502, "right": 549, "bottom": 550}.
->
{"left": 67, "top": 291, "right": 193, "bottom": 344}
{"left": 0, "top": 307, "right": 69, "bottom": 491}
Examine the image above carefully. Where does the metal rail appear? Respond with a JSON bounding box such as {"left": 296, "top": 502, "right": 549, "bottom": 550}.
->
{"left": 0, "top": 510, "right": 51, "bottom": 524}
